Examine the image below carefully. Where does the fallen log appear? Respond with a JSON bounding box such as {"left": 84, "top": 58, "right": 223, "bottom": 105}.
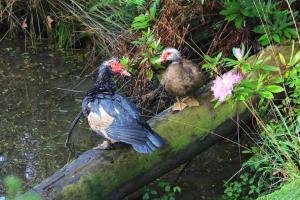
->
{"left": 30, "top": 42, "right": 296, "bottom": 200}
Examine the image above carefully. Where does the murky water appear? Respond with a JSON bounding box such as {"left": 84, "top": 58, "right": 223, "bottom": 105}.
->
{"left": 0, "top": 41, "right": 97, "bottom": 196}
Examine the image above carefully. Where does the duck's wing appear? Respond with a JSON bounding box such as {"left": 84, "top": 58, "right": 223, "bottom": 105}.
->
{"left": 99, "top": 98, "right": 164, "bottom": 153}
{"left": 182, "top": 59, "right": 205, "bottom": 88}
{"left": 114, "top": 94, "right": 141, "bottom": 121}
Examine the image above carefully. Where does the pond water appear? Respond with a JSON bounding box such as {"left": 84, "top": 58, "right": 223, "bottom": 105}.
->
{"left": 0, "top": 40, "right": 248, "bottom": 200}
{"left": 0, "top": 40, "right": 97, "bottom": 197}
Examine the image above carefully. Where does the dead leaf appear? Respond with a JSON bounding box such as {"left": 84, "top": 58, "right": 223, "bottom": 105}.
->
{"left": 21, "top": 19, "right": 27, "bottom": 29}
{"left": 47, "top": 16, "right": 54, "bottom": 29}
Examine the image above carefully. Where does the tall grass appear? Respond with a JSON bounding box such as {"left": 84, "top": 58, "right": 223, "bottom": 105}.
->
{"left": 0, "top": 0, "right": 145, "bottom": 55}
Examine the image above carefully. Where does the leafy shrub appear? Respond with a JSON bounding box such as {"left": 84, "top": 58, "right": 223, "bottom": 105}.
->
{"left": 220, "top": 0, "right": 299, "bottom": 46}
{"left": 143, "top": 181, "right": 181, "bottom": 200}
{"left": 220, "top": 0, "right": 257, "bottom": 29}
{"left": 222, "top": 46, "right": 300, "bottom": 199}
{"left": 4, "top": 176, "right": 41, "bottom": 200}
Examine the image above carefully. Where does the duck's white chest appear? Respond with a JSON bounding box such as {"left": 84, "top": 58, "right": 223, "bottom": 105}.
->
{"left": 87, "top": 105, "right": 114, "bottom": 139}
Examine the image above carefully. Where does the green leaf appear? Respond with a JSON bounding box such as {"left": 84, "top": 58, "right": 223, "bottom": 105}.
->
{"left": 149, "top": 2, "right": 157, "bottom": 19}
{"left": 213, "top": 100, "right": 223, "bottom": 108}
{"left": 260, "top": 65, "right": 279, "bottom": 71}
{"left": 165, "top": 185, "right": 171, "bottom": 192}
{"left": 273, "top": 77, "right": 284, "bottom": 84}
{"left": 235, "top": 16, "right": 243, "bottom": 28}
{"left": 266, "top": 85, "right": 284, "bottom": 93}
{"left": 287, "top": 28, "right": 297, "bottom": 36}
{"left": 253, "top": 25, "right": 265, "bottom": 34}
{"left": 284, "top": 30, "right": 292, "bottom": 39}
{"left": 241, "top": 9, "right": 251, "bottom": 17}
{"left": 150, "top": 190, "right": 158, "bottom": 195}
{"left": 146, "top": 69, "right": 154, "bottom": 80}
{"left": 173, "top": 186, "right": 181, "bottom": 193}
{"left": 259, "top": 90, "right": 274, "bottom": 99}
{"left": 120, "top": 57, "right": 129, "bottom": 66}
{"left": 225, "top": 14, "right": 238, "bottom": 22}
{"left": 220, "top": 7, "right": 237, "bottom": 16}
{"left": 258, "top": 34, "right": 268, "bottom": 42}
{"left": 272, "top": 34, "right": 281, "bottom": 43}
{"left": 291, "top": 51, "right": 300, "bottom": 65}
{"left": 143, "top": 193, "right": 150, "bottom": 200}
{"left": 140, "top": 57, "right": 148, "bottom": 65}
{"left": 241, "top": 63, "right": 251, "bottom": 73}
{"left": 278, "top": 53, "right": 286, "bottom": 65}
{"left": 237, "top": 95, "right": 246, "bottom": 100}
{"left": 5, "top": 176, "right": 22, "bottom": 199}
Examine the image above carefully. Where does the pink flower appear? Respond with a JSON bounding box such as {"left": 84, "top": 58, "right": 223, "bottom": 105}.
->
{"left": 211, "top": 71, "right": 243, "bottom": 102}
{"left": 232, "top": 47, "right": 243, "bottom": 61}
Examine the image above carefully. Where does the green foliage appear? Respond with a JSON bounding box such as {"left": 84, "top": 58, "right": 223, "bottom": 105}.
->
{"left": 224, "top": 173, "right": 259, "bottom": 200}
{"left": 202, "top": 52, "right": 222, "bottom": 77}
{"left": 199, "top": 0, "right": 206, "bottom": 4}
{"left": 0, "top": 0, "right": 145, "bottom": 54}
{"left": 257, "top": 179, "right": 300, "bottom": 200}
{"left": 124, "top": 29, "right": 164, "bottom": 80}
{"left": 281, "top": 50, "right": 300, "bottom": 114}
{"left": 5, "top": 176, "right": 22, "bottom": 200}
{"left": 56, "top": 22, "right": 73, "bottom": 48}
{"left": 220, "top": 0, "right": 257, "bottom": 28}
{"left": 143, "top": 181, "right": 181, "bottom": 200}
{"left": 220, "top": 0, "right": 298, "bottom": 46}
{"left": 209, "top": 44, "right": 284, "bottom": 103}
{"left": 89, "top": 0, "right": 146, "bottom": 13}
{"left": 223, "top": 48, "right": 300, "bottom": 199}
{"left": 131, "top": 0, "right": 160, "bottom": 30}
{"left": 224, "top": 106, "right": 300, "bottom": 199}
{"left": 252, "top": 1, "right": 298, "bottom": 46}
{"left": 4, "top": 176, "right": 42, "bottom": 200}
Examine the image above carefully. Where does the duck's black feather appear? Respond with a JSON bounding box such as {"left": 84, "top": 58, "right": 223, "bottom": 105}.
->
{"left": 81, "top": 63, "right": 165, "bottom": 153}
{"left": 83, "top": 92, "right": 165, "bottom": 153}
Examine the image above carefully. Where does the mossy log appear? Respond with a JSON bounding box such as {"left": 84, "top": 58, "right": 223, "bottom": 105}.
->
{"left": 30, "top": 43, "right": 296, "bottom": 200}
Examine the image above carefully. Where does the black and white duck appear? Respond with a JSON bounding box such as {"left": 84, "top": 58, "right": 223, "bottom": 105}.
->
{"left": 81, "top": 58, "right": 165, "bottom": 153}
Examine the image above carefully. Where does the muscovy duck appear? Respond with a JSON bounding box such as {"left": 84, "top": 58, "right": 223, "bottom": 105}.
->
{"left": 82, "top": 58, "right": 165, "bottom": 153}
{"left": 157, "top": 48, "right": 205, "bottom": 111}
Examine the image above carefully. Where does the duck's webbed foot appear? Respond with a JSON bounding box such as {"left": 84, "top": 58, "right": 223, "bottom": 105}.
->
{"left": 93, "top": 140, "right": 114, "bottom": 150}
{"left": 172, "top": 101, "right": 187, "bottom": 111}
{"left": 171, "top": 97, "right": 187, "bottom": 112}
{"left": 182, "top": 96, "right": 200, "bottom": 107}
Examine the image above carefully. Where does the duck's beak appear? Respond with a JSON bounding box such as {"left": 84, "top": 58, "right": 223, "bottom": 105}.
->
{"left": 120, "top": 68, "right": 131, "bottom": 76}
{"left": 111, "top": 61, "right": 131, "bottom": 76}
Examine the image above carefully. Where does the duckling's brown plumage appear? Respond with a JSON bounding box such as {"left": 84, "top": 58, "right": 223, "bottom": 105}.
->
{"left": 158, "top": 48, "right": 205, "bottom": 98}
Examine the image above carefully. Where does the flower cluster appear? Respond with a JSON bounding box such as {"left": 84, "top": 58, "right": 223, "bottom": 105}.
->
{"left": 211, "top": 71, "right": 243, "bottom": 102}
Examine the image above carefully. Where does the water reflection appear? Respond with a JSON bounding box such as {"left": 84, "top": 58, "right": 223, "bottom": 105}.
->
{"left": 0, "top": 156, "right": 6, "bottom": 162}
{"left": 0, "top": 41, "right": 97, "bottom": 196}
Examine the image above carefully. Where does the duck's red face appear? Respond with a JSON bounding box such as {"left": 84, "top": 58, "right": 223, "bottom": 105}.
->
{"left": 157, "top": 51, "right": 172, "bottom": 63}
{"left": 110, "top": 61, "right": 131, "bottom": 76}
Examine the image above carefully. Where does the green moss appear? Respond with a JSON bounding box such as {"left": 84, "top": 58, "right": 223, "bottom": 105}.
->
{"left": 58, "top": 93, "right": 246, "bottom": 199}
{"left": 56, "top": 174, "right": 103, "bottom": 200}
{"left": 257, "top": 179, "right": 300, "bottom": 200}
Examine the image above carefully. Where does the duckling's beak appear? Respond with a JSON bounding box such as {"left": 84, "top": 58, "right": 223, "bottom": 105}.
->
{"left": 156, "top": 56, "right": 165, "bottom": 63}
{"left": 111, "top": 61, "right": 131, "bottom": 76}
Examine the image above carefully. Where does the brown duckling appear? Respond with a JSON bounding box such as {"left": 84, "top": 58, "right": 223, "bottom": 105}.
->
{"left": 157, "top": 47, "right": 205, "bottom": 111}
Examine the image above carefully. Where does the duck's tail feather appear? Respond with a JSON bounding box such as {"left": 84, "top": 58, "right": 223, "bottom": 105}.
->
{"left": 107, "top": 125, "right": 165, "bottom": 154}
{"left": 132, "top": 132, "right": 165, "bottom": 154}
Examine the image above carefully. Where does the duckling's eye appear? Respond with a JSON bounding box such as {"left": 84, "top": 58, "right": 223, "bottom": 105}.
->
{"left": 163, "top": 51, "right": 172, "bottom": 57}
